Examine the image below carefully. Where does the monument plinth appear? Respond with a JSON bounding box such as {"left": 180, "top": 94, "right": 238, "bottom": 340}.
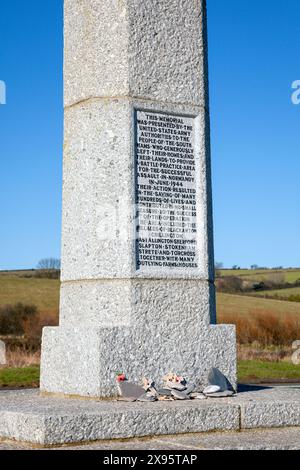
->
{"left": 40, "top": 0, "right": 237, "bottom": 398}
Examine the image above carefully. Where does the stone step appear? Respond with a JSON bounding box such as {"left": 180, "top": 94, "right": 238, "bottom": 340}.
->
{"left": 0, "top": 386, "right": 299, "bottom": 446}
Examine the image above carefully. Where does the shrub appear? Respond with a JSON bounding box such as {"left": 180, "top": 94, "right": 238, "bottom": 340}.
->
{"left": 288, "top": 295, "right": 300, "bottom": 303}
{"left": 35, "top": 269, "right": 60, "bottom": 279}
{"left": 27, "top": 311, "right": 58, "bottom": 340}
{"left": 219, "top": 310, "right": 300, "bottom": 347}
{"left": 215, "top": 276, "right": 243, "bottom": 293}
{"left": 253, "top": 282, "right": 266, "bottom": 291}
{"left": 0, "top": 309, "right": 58, "bottom": 354}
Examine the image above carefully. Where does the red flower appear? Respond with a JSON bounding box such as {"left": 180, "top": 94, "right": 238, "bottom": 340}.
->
{"left": 117, "top": 373, "right": 126, "bottom": 382}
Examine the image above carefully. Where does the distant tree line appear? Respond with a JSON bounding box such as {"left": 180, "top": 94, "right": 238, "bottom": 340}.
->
{"left": 35, "top": 258, "right": 61, "bottom": 279}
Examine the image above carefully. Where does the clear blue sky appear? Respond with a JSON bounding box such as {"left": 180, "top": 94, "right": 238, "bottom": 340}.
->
{"left": 0, "top": 0, "right": 299, "bottom": 270}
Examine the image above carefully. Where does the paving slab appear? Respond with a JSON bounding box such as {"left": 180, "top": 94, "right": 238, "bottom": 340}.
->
{"left": 0, "top": 386, "right": 299, "bottom": 446}
{"left": 235, "top": 385, "right": 300, "bottom": 429}
{"left": 168, "top": 427, "right": 300, "bottom": 450}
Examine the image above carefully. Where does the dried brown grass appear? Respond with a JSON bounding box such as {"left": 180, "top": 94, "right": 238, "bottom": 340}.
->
{"left": 3, "top": 309, "right": 300, "bottom": 367}
{"left": 5, "top": 349, "right": 41, "bottom": 368}
{"left": 237, "top": 344, "right": 292, "bottom": 362}
{"left": 1, "top": 310, "right": 58, "bottom": 367}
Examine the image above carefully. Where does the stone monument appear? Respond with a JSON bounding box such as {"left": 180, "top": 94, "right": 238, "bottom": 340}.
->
{"left": 40, "top": 0, "right": 237, "bottom": 398}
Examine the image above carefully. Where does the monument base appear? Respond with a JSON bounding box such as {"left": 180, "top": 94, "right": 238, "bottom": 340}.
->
{"left": 0, "top": 387, "right": 299, "bottom": 446}
{"left": 40, "top": 324, "right": 236, "bottom": 398}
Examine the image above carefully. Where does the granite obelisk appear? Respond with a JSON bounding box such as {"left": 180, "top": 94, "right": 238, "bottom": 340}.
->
{"left": 41, "top": 0, "right": 237, "bottom": 397}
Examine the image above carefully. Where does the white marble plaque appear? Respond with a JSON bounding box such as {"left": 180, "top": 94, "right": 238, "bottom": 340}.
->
{"left": 135, "top": 110, "right": 198, "bottom": 272}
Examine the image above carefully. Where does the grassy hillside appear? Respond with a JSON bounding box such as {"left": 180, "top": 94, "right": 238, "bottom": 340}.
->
{"left": 254, "top": 286, "right": 300, "bottom": 299}
{"left": 217, "top": 293, "right": 300, "bottom": 320}
{"left": 220, "top": 268, "right": 300, "bottom": 283}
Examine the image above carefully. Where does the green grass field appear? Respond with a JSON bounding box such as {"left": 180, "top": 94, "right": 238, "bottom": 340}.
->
{"left": 238, "top": 361, "right": 300, "bottom": 383}
{"left": 216, "top": 293, "right": 300, "bottom": 319}
{"left": 220, "top": 269, "right": 300, "bottom": 283}
{"left": 220, "top": 269, "right": 267, "bottom": 277}
{"left": 0, "top": 366, "right": 40, "bottom": 388}
{"left": 254, "top": 287, "right": 300, "bottom": 299}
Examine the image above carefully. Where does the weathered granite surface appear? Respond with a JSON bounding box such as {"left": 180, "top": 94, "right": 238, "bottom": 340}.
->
{"left": 60, "top": 99, "right": 212, "bottom": 282}
{"left": 236, "top": 385, "right": 300, "bottom": 429}
{"left": 64, "top": 0, "right": 207, "bottom": 108}
{"left": 41, "top": 322, "right": 236, "bottom": 398}
{"left": 0, "top": 386, "right": 300, "bottom": 446}
{"left": 0, "top": 389, "right": 239, "bottom": 446}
